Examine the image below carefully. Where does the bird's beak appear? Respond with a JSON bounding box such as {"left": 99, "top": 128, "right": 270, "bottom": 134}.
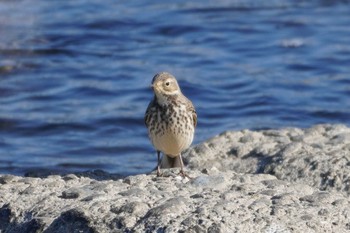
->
{"left": 150, "top": 84, "right": 155, "bottom": 89}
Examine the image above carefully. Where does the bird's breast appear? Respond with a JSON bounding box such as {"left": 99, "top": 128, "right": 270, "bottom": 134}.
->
{"left": 148, "top": 103, "right": 195, "bottom": 156}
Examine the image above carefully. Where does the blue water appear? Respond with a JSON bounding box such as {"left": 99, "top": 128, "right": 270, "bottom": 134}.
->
{"left": 0, "top": 0, "right": 349, "bottom": 176}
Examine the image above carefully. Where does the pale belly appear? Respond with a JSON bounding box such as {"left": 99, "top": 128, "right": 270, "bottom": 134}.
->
{"left": 149, "top": 127, "right": 194, "bottom": 157}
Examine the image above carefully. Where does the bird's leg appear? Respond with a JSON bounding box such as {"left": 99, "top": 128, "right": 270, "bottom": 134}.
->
{"left": 178, "top": 153, "right": 191, "bottom": 179}
{"left": 156, "top": 151, "right": 162, "bottom": 177}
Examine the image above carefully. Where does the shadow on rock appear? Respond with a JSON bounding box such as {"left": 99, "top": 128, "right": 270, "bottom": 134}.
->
{"left": 0, "top": 204, "right": 45, "bottom": 233}
{"left": 44, "top": 209, "right": 96, "bottom": 233}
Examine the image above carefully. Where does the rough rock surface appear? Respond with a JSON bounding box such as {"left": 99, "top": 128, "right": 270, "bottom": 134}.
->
{"left": 0, "top": 124, "right": 350, "bottom": 232}
{"left": 187, "top": 124, "right": 350, "bottom": 196}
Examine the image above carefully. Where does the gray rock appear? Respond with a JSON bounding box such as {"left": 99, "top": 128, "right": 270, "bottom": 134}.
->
{"left": 0, "top": 124, "right": 350, "bottom": 232}
{"left": 61, "top": 188, "right": 81, "bottom": 199}
{"left": 1, "top": 170, "right": 349, "bottom": 232}
{"left": 0, "top": 175, "right": 16, "bottom": 184}
{"left": 187, "top": 124, "right": 350, "bottom": 196}
{"left": 43, "top": 209, "right": 96, "bottom": 233}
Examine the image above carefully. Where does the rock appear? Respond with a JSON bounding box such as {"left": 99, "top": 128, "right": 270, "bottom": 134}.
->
{"left": 1, "top": 170, "right": 349, "bottom": 232}
{"left": 0, "top": 204, "right": 45, "bottom": 233}
{"left": 0, "top": 204, "right": 11, "bottom": 230}
{"left": 0, "top": 175, "right": 16, "bottom": 184}
{"left": 61, "top": 188, "right": 81, "bottom": 199}
{"left": 43, "top": 209, "right": 96, "bottom": 233}
{"left": 186, "top": 124, "right": 350, "bottom": 196}
{"left": 0, "top": 124, "right": 350, "bottom": 232}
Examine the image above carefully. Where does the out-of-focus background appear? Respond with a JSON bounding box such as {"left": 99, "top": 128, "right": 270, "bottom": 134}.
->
{"left": 0, "top": 0, "right": 349, "bottom": 176}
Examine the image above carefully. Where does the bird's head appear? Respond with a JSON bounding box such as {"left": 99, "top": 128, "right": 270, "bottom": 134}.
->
{"left": 151, "top": 72, "right": 181, "bottom": 97}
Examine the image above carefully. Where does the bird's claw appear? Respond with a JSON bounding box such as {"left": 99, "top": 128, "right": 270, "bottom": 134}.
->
{"left": 179, "top": 170, "right": 192, "bottom": 179}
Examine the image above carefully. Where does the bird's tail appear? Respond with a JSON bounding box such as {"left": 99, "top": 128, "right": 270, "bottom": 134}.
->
{"left": 160, "top": 154, "right": 181, "bottom": 168}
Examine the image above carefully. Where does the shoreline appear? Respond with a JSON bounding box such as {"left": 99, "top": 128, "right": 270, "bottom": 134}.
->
{"left": 1, "top": 124, "right": 349, "bottom": 232}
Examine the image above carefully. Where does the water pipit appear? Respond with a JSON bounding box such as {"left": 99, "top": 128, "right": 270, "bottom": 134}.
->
{"left": 145, "top": 72, "right": 197, "bottom": 177}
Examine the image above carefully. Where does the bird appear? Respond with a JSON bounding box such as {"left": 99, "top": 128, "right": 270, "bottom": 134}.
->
{"left": 144, "top": 72, "right": 197, "bottom": 177}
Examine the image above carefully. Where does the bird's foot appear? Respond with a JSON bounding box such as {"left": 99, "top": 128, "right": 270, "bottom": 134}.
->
{"left": 156, "top": 171, "right": 163, "bottom": 177}
{"left": 179, "top": 170, "right": 192, "bottom": 179}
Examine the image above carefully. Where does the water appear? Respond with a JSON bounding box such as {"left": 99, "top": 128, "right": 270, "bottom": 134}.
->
{"left": 0, "top": 0, "right": 349, "bottom": 176}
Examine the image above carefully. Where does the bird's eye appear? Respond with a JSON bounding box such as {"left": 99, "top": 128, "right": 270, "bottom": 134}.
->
{"left": 165, "top": 82, "right": 170, "bottom": 86}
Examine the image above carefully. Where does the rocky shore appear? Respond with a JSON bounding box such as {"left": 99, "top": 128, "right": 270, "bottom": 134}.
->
{"left": 1, "top": 124, "right": 350, "bottom": 232}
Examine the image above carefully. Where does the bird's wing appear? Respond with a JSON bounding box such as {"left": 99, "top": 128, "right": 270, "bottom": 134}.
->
{"left": 186, "top": 100, "right": 197, "bottom": 128}
{"left": 144, "top": 98, "right": 155, "bottom": 127}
